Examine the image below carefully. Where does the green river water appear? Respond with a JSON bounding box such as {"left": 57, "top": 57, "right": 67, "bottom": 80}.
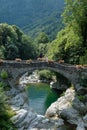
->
{"left": 27, "top": 83, "right": 60, "bottom": 115}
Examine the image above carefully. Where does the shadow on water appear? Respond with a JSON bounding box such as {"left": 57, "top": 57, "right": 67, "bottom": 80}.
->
{"left": 45, "top": 88, "right": 62, "bottom": 109}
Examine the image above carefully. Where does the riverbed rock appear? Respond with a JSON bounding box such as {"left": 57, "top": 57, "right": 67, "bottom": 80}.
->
{"left": 11, "top": 109, "right": 28, "bottom": 125}
{"left": 45, "top": 87, "right": 87, "bottom": 130}
{"left": 50, "top": 81, "right": 68, "bottom": 90}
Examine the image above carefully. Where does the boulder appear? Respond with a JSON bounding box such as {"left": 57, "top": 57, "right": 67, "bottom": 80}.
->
{"left": 11, "top": 109, "right": 28, "bottom": 125}
{"left": 50, "top": 81, "right": 68, "bottom": 90}
{"left": 45, "top": 88, "right": 87, "bottom": 130}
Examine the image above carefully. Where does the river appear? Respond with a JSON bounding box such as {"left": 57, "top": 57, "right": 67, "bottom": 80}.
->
{"left": 27, "top": 83, "right": 60, "bottom": 115}
{"left": 26, "top": 83, "right": 76, "bottom": 130}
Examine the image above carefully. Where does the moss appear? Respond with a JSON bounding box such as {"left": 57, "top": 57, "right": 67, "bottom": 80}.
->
{"left": 1, "top": 70, "right": 8, "bottom": 79}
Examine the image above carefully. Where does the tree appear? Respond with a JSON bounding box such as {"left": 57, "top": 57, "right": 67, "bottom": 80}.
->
{"left": 35, "top": 32, "right": 49, "bottom": 44}
{"left": 46, "top": 0, "right": 87, "bottom": 64}
{"left": 38, "top": 43, "right": 48, "bottom": 58}
{"left": 20, "top": 35, "right": 36, "bottom": 59}
{"left": 0, "top": 23, "right": 17, "bottom": 46}
{"left": 5, "top": 44, "right": 19, "bottom": 60}
{"left": 0, "top": 23, "right": 37, "bottom": 60}
{"left": 62, "top": 0, "right": 87, "bottom": 46}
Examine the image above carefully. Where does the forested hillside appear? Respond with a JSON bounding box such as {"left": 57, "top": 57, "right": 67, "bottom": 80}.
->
{"left": 46, "top": 0, "right": 87, "bottom": 64}
{"left": 0, "top": 0, "right": 87, "bottom": 65}
{"left": 0, "top": 0, "right": 64, "bottom": 40}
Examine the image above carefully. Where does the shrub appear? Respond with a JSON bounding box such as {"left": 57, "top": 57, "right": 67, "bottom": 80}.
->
{"left": 0, "top": 86, "right": 16, "bottom": 129}
{"left": 38, "top": 70, "right": 55, "bottom": 81}
{"left": 1, "top": 70, "right": 8, "bottom": 79}
{"left": 0, "top": 82, "right": 4, "bottom": 88}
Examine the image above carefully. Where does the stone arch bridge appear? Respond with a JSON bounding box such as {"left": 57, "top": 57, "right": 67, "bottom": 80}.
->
{"left": 0, "top": 60, "right": 87, "bottom": 90}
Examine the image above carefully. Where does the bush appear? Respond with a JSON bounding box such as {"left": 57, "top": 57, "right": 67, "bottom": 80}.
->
{"left": 1, "top": 70, "right": 8, "bottom": 79}
{"left": 38, "top": 70, "right": 56, "bottom": 81}
{"left": 0, "top": 86, "right": 16, "bottom": 129}
{"left": 0, "top": 82, "right": 4, "bottom": 88}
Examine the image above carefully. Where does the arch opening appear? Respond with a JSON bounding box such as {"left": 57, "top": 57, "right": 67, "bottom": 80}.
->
{"left": 18, "top": 68, "right": 72, "bottom": 91}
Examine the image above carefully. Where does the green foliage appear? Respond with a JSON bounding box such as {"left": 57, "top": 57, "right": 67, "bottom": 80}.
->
{"left": 0, "top": 86, "right": 16, "bottom": 129}
{"left": 0, "top": 23, "right": 37, "bottom": 60}
{"left": 0, "top": 45, "right": 5, "bottom": 59}
{"left": 1, "top": 70, "right": 8, "bottom": 79}
{"left": 34, "top": 32, "right": 50, "bottom": 58}
{"left": 24, "top": 12, "right": 63, "bottom": 41}
{"left": 38, "top": 70, "right": 56, "bottom": 81}
{"left": 46, "top": 0, "right": 87, "bottom": 64}
{"left": 37, "top": 43, "right": 48, "bottom": 58}
{"left": 80, "top": 50, "right": 87, "bottom": 64}
{"left": 0, "top": 82, "right": 5, "bottom": 88}
{"left": 0, "top": 0, "right": 64, "bottom": 41}
{"left": 62, "top": 0, "right": 87, "bottom": 47}
{"left": 5, "top": 44, "right": 19, "bottom": 60}
{"left": 35, "top": 32, "right": 49, "bottom": 44}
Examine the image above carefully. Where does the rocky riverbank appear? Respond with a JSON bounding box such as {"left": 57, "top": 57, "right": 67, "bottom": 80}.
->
{"left": 6, "top": 78, "right": 64, "bottom": 130}
{"left": 5, "top": 72, "right": 87, "bottom": 130}
{"left": 45, "top": 87, "right": 87, "bottom": 130}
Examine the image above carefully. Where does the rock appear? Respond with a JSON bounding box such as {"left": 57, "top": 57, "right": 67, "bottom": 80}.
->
{"left": 18, "top": 126, "right": 24, "bottom": 130}
{"left": 50, "top": 81, "right": 68, "bottom": 90}
{"left": 45, "top": 88, "right": 87, "bottom": 130}
{"left": 42, "top": 119, "right": 49, "bottom": 123}
{"left": 11, "top": 105, "right": 20, "bottom": 111}
{"left": 77, "top": 86, "right": 87, "bottom": 95}
{"left": 19, "top": 71, "right": 39, "bottom": 85}
{"left": 54, "top": 118, "right": 64, "bottom": 127}
{"left": 45, "top": 102, "right": 58, "bottom": 117}
{"left": 6, "top": 71, "right": 87, "bottom": 130}
{"left": 76, "top": 121, "right": 85, "bottom": 130}
{"left": 72, "top": 98, "right": 87, "bottom": 114}
{"left": 83, "top": 94, "right": 87, "bottom": 103}
{"left": 83, "top": 114, "right": 87, "bottom": 127}
{"left": 36, "top": 114, "right": 44, "bottom": 120}
{"left": 10, "top": 94, "right": 24, "bottom": 107}
{"left": 60, "top": 108, "right": 81, "bottom": 125}
{"left": 11, "top": 109, "right": 28, "bottom": 125}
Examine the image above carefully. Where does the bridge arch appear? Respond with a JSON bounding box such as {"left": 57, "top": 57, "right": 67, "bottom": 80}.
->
{"left": 0, "top": 60, "right": 87, "bottom": 89}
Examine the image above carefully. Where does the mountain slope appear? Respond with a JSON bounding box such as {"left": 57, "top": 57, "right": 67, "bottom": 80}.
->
{"left": 0, "top": 0, "right": 64, "bottom": 39}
